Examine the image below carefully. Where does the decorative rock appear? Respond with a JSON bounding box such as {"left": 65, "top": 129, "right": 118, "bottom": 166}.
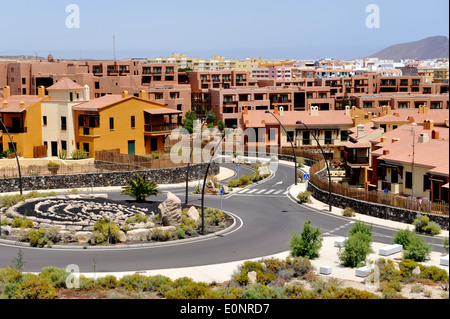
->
{"left": 75, "top": 231, "right": 91, "bottom": 243}
{"left": 412, "top": 266, "right": 421, "bottom": 276}
{"left": 0, "top": 225, "right": 12, "bottom": 236}
{"left": 205, "top": 180, "right": 218, "bottom": 195}
{"left": 355, "top": 265, "right": 375, "bottom": 278}
{"left": 59, "top": 231, "right": 78, "bottom": 243}
{"left": 158, "top": 192, "right": 182, "bottom": 226}
{"left": 187, "top": 206, "right": 200, "bottom": 222}
{"left": 126, "top": 229, "right": 149, "bottom": 241}
{"left": 379, "top": 244, "right": 402, "bottom": 256}
{"left": 440, "top": 255, "right": 449, "bottom": 266}
{"left": 248, "top": 271, "right": 257, "bottom": 285}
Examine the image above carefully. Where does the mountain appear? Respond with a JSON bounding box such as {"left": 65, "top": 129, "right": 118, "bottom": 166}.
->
{"left": 369, "top": 36, "right": 449, "bottom": 60}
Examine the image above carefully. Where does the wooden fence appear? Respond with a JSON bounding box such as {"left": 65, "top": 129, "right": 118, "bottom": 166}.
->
{"left": 309, "top": 160, "right": 449, "bottom": 217}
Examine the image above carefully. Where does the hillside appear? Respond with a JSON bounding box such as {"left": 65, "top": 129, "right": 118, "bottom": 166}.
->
{"left": 369, "top": 36, "right": 449, "bottom": 60}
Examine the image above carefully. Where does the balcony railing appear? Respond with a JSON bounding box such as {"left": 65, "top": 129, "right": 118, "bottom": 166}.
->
{"left": 4, "top": 126, "right": 27, "bottom": 134}
{"left": 145, "top": 123, "right": 179, "bottom": 133}
{"left": 347, "top": 156, "right": 370, "bottom": 165}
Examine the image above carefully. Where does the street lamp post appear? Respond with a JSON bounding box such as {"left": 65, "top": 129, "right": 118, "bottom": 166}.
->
{"left": 185, "top": 105, "right": 217, "bottom": 205}
{"left": 296, "top": 120, "right": 332, "bottom": 212}
{"left": 266, "top": 111, "right": 297, "bottom": 185}
{"left": 0, "top": 118, "right": 23, "bottom": 195}
{"left": 200, "top": 125, "right": 236, "bottom": 235}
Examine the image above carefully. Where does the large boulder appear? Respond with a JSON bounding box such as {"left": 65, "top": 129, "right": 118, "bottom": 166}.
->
{"left": 205, "top": 180, "right": 218, "bottom": 195}
{"left": 187, "top": 206, "right": 200, "bottom": 222}
{"left": 158, "top": 192, "right": 182, "bottom": 226}
{"left": 126, "top": 229, "right": 149, "bottom": 242}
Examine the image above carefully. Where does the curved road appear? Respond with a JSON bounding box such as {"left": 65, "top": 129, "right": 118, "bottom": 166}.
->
{"left": 0, "top": 162, "right": 446, "bottom": 273}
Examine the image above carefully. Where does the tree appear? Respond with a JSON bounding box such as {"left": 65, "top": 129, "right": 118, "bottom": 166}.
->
{"left": 121, "top": 174, "right": 160, "bottom": 202}
{"left": 182, "top": 111, "right": 198, "bottom": 134}
{"left": 217, "top": 120, "right": 226, "bottom": 132}
{"left": 290, "top": 220, "right": 323, "bottom": 259}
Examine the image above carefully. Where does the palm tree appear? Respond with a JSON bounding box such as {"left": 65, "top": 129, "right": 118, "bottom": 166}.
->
{"left": 121, "top": 174, "right": 160, "bottom": 202}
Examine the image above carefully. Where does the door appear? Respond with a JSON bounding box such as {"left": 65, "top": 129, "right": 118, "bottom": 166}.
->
{"left": 150, "top": 138, "right": 158, "bottom": 152}
{"left": 51, "top": 141, "right": 58, "bottom": 157}
{"left": 128, "top": 140, "right": 135, "bottom": 155}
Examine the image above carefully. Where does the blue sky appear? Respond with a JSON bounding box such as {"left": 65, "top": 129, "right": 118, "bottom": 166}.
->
{"left": 1, "top": 0, "right": 448, "bottom": 60}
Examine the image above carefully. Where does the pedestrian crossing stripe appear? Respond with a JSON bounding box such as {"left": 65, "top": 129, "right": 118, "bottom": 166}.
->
{"left": 237, "top": 188, "right": 288, "bottom": 196}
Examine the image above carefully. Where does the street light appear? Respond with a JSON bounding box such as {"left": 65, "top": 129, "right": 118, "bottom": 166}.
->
{"left": 200, "top": 125, "right": 237, "bottom": 235}
{"left": 296, "top": 120, "right": 332, "bottom": 212}
{"left": 185, "top": 105, "right": 217, "bottom": 205}
{"left": 265, "top": 110, "right": 297, "bottom": 185}
{"left": 0, "top": 117, "right": 23, "bottom": 195}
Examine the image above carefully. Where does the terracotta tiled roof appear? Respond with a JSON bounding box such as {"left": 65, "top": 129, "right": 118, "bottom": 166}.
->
{"left": 47, "top": 77, "right": 84, "bottom": 91}
{"left": 72, "top": 95, "right": 123, "bottom": 111}
{"left": 0, "top": 95, "right": 42, "bottom": 113}
{"left": 243, "top": 110, "right": 353, "bottom": 128}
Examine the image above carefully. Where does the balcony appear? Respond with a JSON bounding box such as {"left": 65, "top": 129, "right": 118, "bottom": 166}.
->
{"left": 144, "top": 123, "right": 179, "bottom": 133}
{"left": 3, "top": 126, "right": 27, "bottom": 134}
{"left": 346, "top": 155, "right": 370, "bottom": 165}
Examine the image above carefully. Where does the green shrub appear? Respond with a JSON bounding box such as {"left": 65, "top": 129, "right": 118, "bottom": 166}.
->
{"left": 11, "top": 217, "right": 34, "bottom": 229}
{"left": 402, "top": 235, "right": 431, "bottom": 262}
{"left": 38, "top": 266, "right": 70, "bottom": 288}
{"left": 342, "top": 207, "right": 356, "bottom": 217}
{"left": 23, "top": 228, "right": 54, "bottom": 247}
{"left": 413, "top": 214, "right": 430, "bottom": 233}
{"left": 13, "top": 276, "right": 58, "bottom": 299}
{"left": 126, "top": 213, "right": 148, "bottom": 224}
{"left": 393, "top": 229, "right": 416, "bottom": 248}
{"left": 424, "top": 221, "right": 441, "bottom": 235}
{"left": 333, "top": 287, "right": 379, "bottom": 299}
{"left": 419, "top": 265, "right": 449, "bottom": 282}
{"left": 121, "top": 174, "right": 160, "bottom": 203}
{"left": 71, "top": 149, "right": 87, "bottom": 160}
{"left": 146, "top": 275, "right": 173, "bottom": 294}
{"left": 285, "top": 257, "right": 314, "bottom": 278}
{"left": 227, "top": 179, "right": 241, "bottom": 188}
{"left": 297, "top": 191, "right": 311, "bottom": 204}
{"left": 348, "top": 221, "right": 373, "bottom": 238}
{"left": 96, "top": 275, "right": 118, "bottom": 289}
{"left": 238, "top": 175, "right": 251, "bottom": 187}
{"left": 164, "top": 281, "right": 212, "bottom": 299}
{"left": 243, "top": 283, "right": 285, "bottom": 299}
{"left": 338, "top": 232, "right": 373, "bottom": 268}
{"left": 76, "top": 275, "right": 95, "bottom": 290}
{"left": 119, "top": 273, "right": 149, "bottom": 291}
{"left": 289, "top": 220, "right": 323, "bottom": 259}
{"left": 91, "top": 217, "right": 121, "bottom": 245}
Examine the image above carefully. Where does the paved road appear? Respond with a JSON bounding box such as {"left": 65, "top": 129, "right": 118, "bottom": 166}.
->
{"left": 0, "top": 162, "right": 446, "bottom": 273}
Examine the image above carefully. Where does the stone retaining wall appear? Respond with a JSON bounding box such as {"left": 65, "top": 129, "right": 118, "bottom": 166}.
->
{"left": 0, "top": 162, "right": 219, "bottom": 193}
{"left": 307, "top": 178, "right": 449, "bottom": 230}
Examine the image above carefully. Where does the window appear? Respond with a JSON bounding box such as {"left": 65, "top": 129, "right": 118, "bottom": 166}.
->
{"left": 22, "top": 78, "right": 26, "bottom": 85}
{"left": 61, "top": 140, "right": 67, "bottom": 151}
{"left": 95, "top": 82, "right": 100, "bottom": 89}
{"left": 43, "top": 116, "right": 47, "bottom": 126}
{"left": 286, "top": 131, "right": 294, "bottom": 142}
{"left": 131, "top": 116, "right": 135, "bottom": 129}
{"left": 109, "top": 117, "right": 114, "bottom": 130}
{"left": 405, "top": 171, "right": 413, "bottom": 189}
{"left": 423, "top": 174, "right": 431, "bottom": 191}
{"left": 61, "top": 116, "right": 67, "bottom": 131}
{"left": 340, "top": 130, "right": 348, "bottom": 141}
{"left": 302, "top": 131, "right": 310, "bottom": 145}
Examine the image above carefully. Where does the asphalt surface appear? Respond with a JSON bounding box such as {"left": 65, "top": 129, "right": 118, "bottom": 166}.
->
{"left": 0, "top": 162, "right": 446, "bottom": 273}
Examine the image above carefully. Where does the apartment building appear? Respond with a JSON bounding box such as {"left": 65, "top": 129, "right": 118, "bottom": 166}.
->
{"left": 72, "top": 91, "right": 181, "bottom": 157}
{"left": 369, "top": 122, "right": 449, "bottom": 202}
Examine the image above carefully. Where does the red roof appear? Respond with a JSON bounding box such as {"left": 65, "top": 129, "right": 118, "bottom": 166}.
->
{"left": 47, "top": 77, "right": 84, "bottom": 91}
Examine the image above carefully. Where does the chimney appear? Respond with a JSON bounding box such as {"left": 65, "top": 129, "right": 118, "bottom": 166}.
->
{"left": 380, "top": 136, "right": 387, "bottom": 143}
{"left": 84, "top": 85, "right": 90, "bottom": 101}
{"left": 391, "top": 138, "right": 400, "bottom": 143}
{"left": 243, "top": 105, "right": 248, "bottom": 115}
{"left": 310, "top": 105, "right": 319, "bottom": 116}
{"left": 345, "top": 105, "right": 350, "bottom": 116}
{"left": 279, "top": 106, "right": 284, "bottom": 116}
{"left": 357, "top": 124, "right": 365, "bottom": 139}
{"left": 274, "top": 105, "right": 279, "bottom": 115}
{"left": 423, "top": 119, "right": 434, "bottom": 130}
{"left": 2, "top": 101, "right": 8, "bottom": 109}
{"left": 139, "top": 90, "right": 146, "bottom": 99}
{"left": 383, "top": 149, "right": 390, "bottom": 156}
{"left": 432, "top": 130, "right": 440, "bottom": 140}
{"left": 37, "top": 86, "right": 46, "bottom": 99}
{"left": 3, "top": 86, "right": 10, "bottom": 99}
{"left": 418, "top": 133, "right": 429, "bottom": 144}
{"left": 19, "top": 101, "right": 26, "bottom": 109}
{"left": 122, "top": 90, "right": 129, "bottom": 98}
{"left": 408, "top": 116, "right": 415, "bottom": 124}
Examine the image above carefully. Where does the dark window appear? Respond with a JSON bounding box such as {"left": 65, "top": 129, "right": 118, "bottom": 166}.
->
{"left": 95, "top": 82, "right": 100, "bottom": 89}
{"left": 405, "top": 172, "right": 413, "bottom": 189}
{"left": 61, "top": 116, "right": 67, "bottom": 131}
{"left": 61, "top": 140, "right": 67, "bottom": 151}
{"left": 109, "top": 117, "right": 114, "bottom": 130}
{"left": 423, "top": 174, "right": 431, "bottom": 191}
{"left": 43, "top": 116, "right": 47, "bottom": 126}
{"left": 83, "top": 143, "right": 89, "bottom": 154}
{"left": 302, "top": 131, "right": 310, "bottom": 145}
{"left": 131, "top": 116, "right": 135, "bottom": 129}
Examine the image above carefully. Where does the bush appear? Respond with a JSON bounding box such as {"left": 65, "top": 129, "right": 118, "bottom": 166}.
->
{"left": 393, "top": 229, "right": 416, "bottom": 248}
{"left": 424, "top": 221, "right": 441, "bottom": 235}
{"left": 338, "top": 232, "right": 373, "bottom": 268}
{"left": 285, "top": 257, "right": 314, "bottom": 278}
{"left": 333, "top": 287, "right": 379, "bottom": 299}
{"left": 13, "top": 276, "right": 58, "bottom": 299}
{"left": 402, "top": 235, "right": 431, "bottom": 262}
{"left": 164, "top": 281, "right": 211, "bottom": 299}
{"left": 290, "top": 220, "right": 323, "bottom": 259}
{"left": 119, "top": 273, "right": 149, "bottom": 292}
{"left": 297, "top": 191, "right": 311, "bottom": 204}
{"left": 413, "top": 214, "right": 430, "bottom": 233}
{"left": 38, "top": 266, "right": 70, "bottom": 288}
{"left": 23, "top": 228, "right": 54, "bottom": 247}
{"left": 71, "top": 149, "right": 87, "bottom": 160}
{"left": 342, "top": 207, "right": 356, "bottom": 217}
{"left": 11, "top": 217, "right": 34, "bottom": 229}
{"left": 146, "top": 275, "right": 173, "bottom": 294}
{"left": 91, "top": 217, "right": 121, "bottom": 245}
{"left": 227, "top": 179, "right": 241, "bottom": 188}
{"left": 243, "top": 284, "right": 285, "bottom": 299}
{"left": 238, "top": 174, "right": 251, "bottom": 187}
{"left": 348, "top": 221, "right": 373, "bottom": 238}
{"left": 96, "top": 275, "right": 118, "bottom": 289}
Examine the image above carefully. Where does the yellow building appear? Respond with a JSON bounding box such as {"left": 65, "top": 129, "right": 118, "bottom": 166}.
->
{"left": 417, "top": 66, "right": 435, "bottom": 84}
{"left": 0, "top": 86, "right": 48, "bottom": 158}
{"left": 72, "top": 91, "right": 182, "bottom": 157}
{"left": 433, "top": 67, "right": 449, "bottom": 84}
